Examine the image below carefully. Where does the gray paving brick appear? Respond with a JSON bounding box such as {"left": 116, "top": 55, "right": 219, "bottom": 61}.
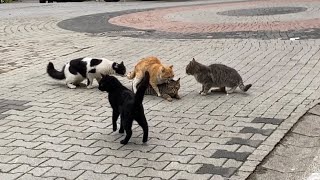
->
{"left": 16, "top": 173, "right": 55, "bottom": 180}
{"left": 43, "top": 167, "right": 84, "bottom": 179}
{"left": 113, "top": 174, "right": 151, "bottom": 180}
{"left": 35, "top": 143, "right": 71, "bottom": 152}
{"left": 164, "top": 162, "right": 202, "bottom": 173}
{"left": 157, "top": 154, "right": 193, "bottom": 163}
{"left": 173, "top": 171, "right": 213, "bottom": 180}
{"left": 9, "top": 155, "right": 48, "bottom": 166}
{"left": 68, "top": 152, "right": 105, "bottom": 164}
{"left": 151, "top": 145, "right": 185, "bottom": 154}
{"left": 27, "top": 166, "right": 52, "bottom": 177}
{"left": 0, "top": 163, "right": 20, "bottom": 173}
{"left": 226, "top": 137, "right": 262, "bottom": 148}
{"left": 7, "top": 147, "right": 45, "bottom": 157}
{"left": 6, "top": 140, "right": 43, "bottom": 149}
{"left": 10, "top": 164, "right": 34, "bottom": 174}
{"left": 94, "top": 147, "right": 131, "bottom": 158}
{"left": 196, "top": 164, "right": 237, "bottom": 177}
{"left": 76, "top": 171, "right": 117, "bottom": 180}
{"left": 138, "top": 168, "right": 176, "bottom": 179}
{"left": 211, "top": 150, "right": 251, "bottom": 162}
{"left": 72, "top": 162, "right": 111, "bottom": 173}
{"left": 240, "top": 127, "right": 274, "bottom": 136}
{"left": 38, "top": 149, "right": 75, "bottom": 160}
{"left": 64, "top": 145, "right": 100, "bottom": 155}
{"left": 40, "top": 158, "right": 79, "bottom": 169}
{"left": 252, "top": 117, "right": 284, "bottom": 125}
{"left": 132, "top": 159, "right": 169, "bottom": 170}
{"left": 0, "top": 173, "right": 23, "bottom": 180}
{"left": 190, "top": 155, "right": 226, "bottom": 166}
{"left": 100, "top": 156, "right": 137, "bottom": 166}
{"left": 126, "top": 151, "right": 162, "bottom": 161}
{"left": 105, "top": 164, "right": 144, "bottom": 177}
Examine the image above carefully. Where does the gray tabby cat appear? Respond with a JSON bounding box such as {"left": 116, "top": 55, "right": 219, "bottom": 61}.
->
{"left": 136, "top": 78, "right": 181, "bottom": 102}
{"left": 186, "top": 58, "right": 252, "bottom": 95}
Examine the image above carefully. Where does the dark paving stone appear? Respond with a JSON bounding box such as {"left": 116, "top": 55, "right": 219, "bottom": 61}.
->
{"left": 217, "top": 7, "right": 307, "bottom": 16}
{"left": 240, "top": 127, "right": 273, "bottom": 136}
{"left": 0, "top": 99, "right": 31, "bottom": 114}
{"left": 226, "top": 137, "right": 262, "bottom": 148}
{"left": 196, "top": 164, "right": 237, "bottom": 177}
{"left": 252, "top": 117, "right": 284, "bottom": 125}
{"left": 1, "top": 99, "right": 29, "bottom": 106}
{"left": 0, "top": 114, "right": 9, "bottom": 119}
{"left": 211, "top": 150, "right": 251, "bottom": 161}
{"left": 57, "top": 6, "right": 320, "bottom": 40}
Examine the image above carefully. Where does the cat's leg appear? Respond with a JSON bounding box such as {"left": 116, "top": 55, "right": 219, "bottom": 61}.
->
{"left": 119, "top": 121, "right": 124, "bottom": 134}
{"left": 199, "top": 85, "right": 204, "bottom": 94}
{"left": 112, "top": 110, "right": 120, "bottom": 132}
{"left": 150, "top": 82, "right": 161, "bottom": 97}
{"left": 120, "top": 117, "right": 133, "bottom": 145}
{"left": 132, "top": 77, "right": 142, "bottom": 93}
{"left": 86, "top": 74, "right": 95, "bottom": 89}
{"left": 135, "top": 111, "right": 149, "bottom": 143}
{"left": 65, "top": 74, "right": 77, "bottom": 89}
{"left": 161, "top": 94, "right": 173, "bottom": 102}
{"left": 200, "top": 85, "right": 211, "bottom": 96}
{"left": 226, "top": 86, "right": 237, "bottom": 94}
{"left": 174, "top": 94, "right": 181, "bottom": 99}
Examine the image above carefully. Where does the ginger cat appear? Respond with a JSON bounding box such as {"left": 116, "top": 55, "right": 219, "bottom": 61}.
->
{"left": 127, "top": 56, "right": 174, "bottom": 96}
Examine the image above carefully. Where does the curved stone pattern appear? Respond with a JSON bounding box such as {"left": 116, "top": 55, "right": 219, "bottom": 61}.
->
{"left": 217, "top": 7, "right": 308, "bottom": 16}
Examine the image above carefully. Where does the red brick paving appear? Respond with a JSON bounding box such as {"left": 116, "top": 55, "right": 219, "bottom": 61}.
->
{"left": 109, "top": 0, "right": 320, "bottom": 33}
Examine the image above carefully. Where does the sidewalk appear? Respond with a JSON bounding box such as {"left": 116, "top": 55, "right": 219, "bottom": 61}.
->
{"left": 0, "top": 0, "right": 320, "bottom": 179}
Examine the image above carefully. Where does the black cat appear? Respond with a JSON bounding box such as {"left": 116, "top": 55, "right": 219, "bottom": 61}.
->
{"left": 98, "top": 72, "right": 150, "bottom": 145}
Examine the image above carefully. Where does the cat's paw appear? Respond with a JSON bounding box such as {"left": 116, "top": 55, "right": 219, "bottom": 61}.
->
{"left": 166, "top": 97, "right": 173, "bottom": 102}
{"left": 113, "top": 126, "right": 117, "bottom": 132}
{"left": 157, "top": 93, "right": 161, "bottom": 97}
{"left": 199, "top": 91, "right": 203, "bottom": 94}
{"left": 87, "top": 85, "right": 94, "bottom": 89}
{"left": 67, "top": 84, "right": 77, "bottom": 89}
{"left": 200, "top": 92, "right": 207, "bottom": 96}
{"left": 142, "top": 138, "right": 148, "bottom": 143}
{"left": 120, "top": 139, "right": 128, "bottom": 145}
{"left": 175, "top": 95, "right": 181, "bottom": 99}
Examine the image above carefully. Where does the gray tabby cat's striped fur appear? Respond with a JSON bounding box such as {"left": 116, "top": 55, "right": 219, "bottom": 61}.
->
{"left": 186, "top": 58, "right": 252, "bottom": 95}
{"left": 136, "top": 79, "right": 181, "bottom": 102}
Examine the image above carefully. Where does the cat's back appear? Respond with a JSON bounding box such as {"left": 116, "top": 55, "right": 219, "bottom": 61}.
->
{"left": 209, "top": 63, "right": 239, "bottom": 74}
{"left": 135, "top": 56, "right": 162, "bottom": 70}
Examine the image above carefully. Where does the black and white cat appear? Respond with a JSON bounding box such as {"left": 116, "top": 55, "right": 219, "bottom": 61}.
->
{"left": 47, "top": 57, "right": 126, "bottom": 89}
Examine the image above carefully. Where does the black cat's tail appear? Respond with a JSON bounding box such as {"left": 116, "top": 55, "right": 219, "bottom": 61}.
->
{"left": 239, "top": 82, "right": 252, "bottom": 92}
{"left": 134, "top": 71, "right": 150, "bottom": 106}
{"left": 47, "top": 62, "right": 66, "bottom": 80}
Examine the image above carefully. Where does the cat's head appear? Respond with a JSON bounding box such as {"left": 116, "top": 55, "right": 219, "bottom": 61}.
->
{"left": 160, "top": 65, "right": 174, "bottom": 82}
{"left": 112, "top": 61, "right": 126, "bottom": 76}
{"left": 168, "top": 78, "right": 181, "bottom": 91}
{"left": 98, "top": 74, "right": 122, "bottom": 93}
{"left": 186, "top": 58, "right": 197, "bottom": 75}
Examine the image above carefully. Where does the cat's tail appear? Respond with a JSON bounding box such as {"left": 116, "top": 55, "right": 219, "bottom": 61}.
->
{"left": 239, "top": 82, "right": 252, "bottom": 92}
{"left": 134, "top": 71, "right": 150, "bottom": 106}
{"left": 47, "top": 62, "right": 66, "bottom": 80}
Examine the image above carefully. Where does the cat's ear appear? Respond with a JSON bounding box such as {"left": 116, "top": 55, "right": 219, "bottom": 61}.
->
{"left": 192, "top": 58, "right": 196, "bottom": 62}
{"left": 120, "top": 61, "right": 124, "bottom": 65}
{"left": 161, "top": 66, "right": 165, "bottom": 72}
{"left": 169, "top": 65, "right": 173, "bottom": 69}
{"left": 177, "top": 78, "right": 180, "bottom": 82}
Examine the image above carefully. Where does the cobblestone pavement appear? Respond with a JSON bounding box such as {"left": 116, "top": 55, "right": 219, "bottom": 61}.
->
{"left": 1, "top": 0, "right": 320, "bottom": 179}
{"left": 248, "top": 103, "right": 320, "bottom": 180}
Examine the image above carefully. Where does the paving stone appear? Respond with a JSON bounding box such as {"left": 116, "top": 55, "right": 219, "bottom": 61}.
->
{"left": 211, "top": 150, "right": 251, "bottom": 162}
{"left": 100, "top": 156, "right": 137, "bottom": 166}
{"left": 43, "top": 167, "right": 84, "bottom": 179}
{"left": 126, "top": 151, "right": 162, "bottom": 161}
{"left": 16, "top": 173, "right": 55, "bottom": 180}
{"left": 68, "top": 152, "right": 105, "bottom": 164}
{"left": 240, "top": 127, "right": 273, "bottom": 136}
{"left": 0, "top": 163, "right": 21, "bottom": 173}
{"left": 113, "top": 174, "right": 151, "bottom": 180}
{"left": 196, "top": 164, "right": 237, "bottom": 178}
{"left": 10, "top": 164, "right": 34, "bottom": 174}
{"left": 9, "top": 155, "right": 48, "bottom": 166}
{"left": 7, "top": 147, "right": 45, "bottom": 157}
{"left": 0, "top": 173, "right": 23, "bottom": 180}
{"left": 226, "top": 137, "right": 262, "bottom": 148}
{"left": 27, "top": 167, "right": 52, "bottom": 177}
{"left": 172, "top": 171, "right": 213, "bottom": 180}
{"left": 164, "top": 162, "right": 202, "bottom": 173}
{"left": 72, "top": 162, "right": 111, "bottom": 173}
{"left": 138, "top": 168, "right": 176, "bottom": 179}
{"left": 40, "top": 158, "right": 79, "bottom": 169}
{"left": 76, "top": 171, "right": 117, "bottom": 180}
{"left": 105, "top": 164, "right": 144, "bottom": 177}
{"left": 132, "top": 159, "right": 169, "bottom": 170}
